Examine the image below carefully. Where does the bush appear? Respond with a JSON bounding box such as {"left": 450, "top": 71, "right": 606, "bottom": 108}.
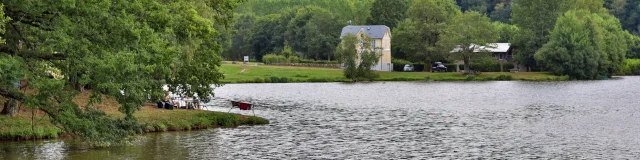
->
{"left": 472, "top": 56, "right": 498, "bottom": 72}
{"left": 391, "top": 58, "right": 413, "bottom": 65}
{"left": 253, "top": 77, "right": 265, "bottom": 83}
{"left": 262, "top": 54, "right": 300, "bottom": 64}
{"left": 618, "top": 59, "right": 640, "bottom": 75}
{"left": 288, "top": 56, "right": 300, "bottom": 63}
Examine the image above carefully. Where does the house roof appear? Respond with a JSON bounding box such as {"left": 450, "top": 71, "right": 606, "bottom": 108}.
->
{"left": 340, "top": 25, "right": 391, "bottom": 39}
{"left": 451, "top": 43, "right": 511, "bottom": 53}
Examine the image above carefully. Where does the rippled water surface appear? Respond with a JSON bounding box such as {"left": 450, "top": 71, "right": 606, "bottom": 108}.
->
{"left": 2, "top": 77, "right": 640, "bottom": 159}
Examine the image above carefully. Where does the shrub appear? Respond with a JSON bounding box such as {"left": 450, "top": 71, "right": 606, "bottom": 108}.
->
{"left": 263, "top": 77, "right": 272, "bottom": 83}
{"left": 262, "top": 54, "right": 300, "bottom": 64}
{"left": 618, "top": 59, "right": 640, "bottom": 75}
{"left": 253, "top": 77, "right": 265, "bottom": 83}
{"left": 269, "top": 76, "right": 289, "bottom": 83}
{"left": 391, "top": 58, "right": 413, "bottom": 65}
{"left": 288, "top": 56, "right": 300, "bottom": 63}
{"left": 472, "top": 56, "right": 499, "bottom": 72}
{"left": 243, "top": 117, "right": 270, "bottom": 125}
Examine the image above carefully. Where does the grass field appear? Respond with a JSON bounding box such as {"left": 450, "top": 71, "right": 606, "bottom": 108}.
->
{"left": 220, "top": 63, "right": 565, "bottom": 83}
{"left": 0, "top": 91, "right": 269, "bottom": 140}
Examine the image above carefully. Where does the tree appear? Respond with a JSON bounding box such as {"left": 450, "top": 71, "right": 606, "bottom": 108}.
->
{"left": 281, "top": 45, "right": 293, "bottom": 58}
{"left": 335, "top": 33, "right": 381, "bottom": 82}
{"left": 304, "top": 11, "right": 341, "bottom": 60}
{"left": 284, "top": 6, "right": 341, "bottom": 60}
{"left": 535, "top": 10, "right": 629, "bottom": 79}
{"left": 605, "top": 0, "right": 640, "bottom": 35}
{"left": 627, "top": 33, "right": 640, "bottom": 58}
{"left": 489, "top": 1, "right": 512, "bottom": 23}
{"left": 0, "top": 0, "right": 238, "bottom": 145}
{"left": 511, "top": 0, "right": 574, "bottom": 71}
{"left": 440, "top": 11, "right": 499, "bottom": 74}
{"left": 366, "top": 0, "right": 410, "bottom": 30}
{"left": 456, "top": 0, "right": 488, "bottom": 14}
{"left": 394, "top": 0, "right": 461, "bottom": 71}
{"left": 224, "top": 14, "right": 256, "bottom": 61}
{"left": 246, "top": 14, "right": 285, "bottom": 61}
{"left": 493, "top": 22, "right": 520, "bottom": 43}
{"left": 511, "top": 0, "right": 608, "bottom": 70}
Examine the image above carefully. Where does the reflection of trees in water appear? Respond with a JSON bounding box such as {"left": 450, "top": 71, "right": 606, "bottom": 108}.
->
{"left": 0, "top": 141, "right": 66, "bottom": 159}
{"left": 0, "top": 130, "right": 226, "bottom": 159}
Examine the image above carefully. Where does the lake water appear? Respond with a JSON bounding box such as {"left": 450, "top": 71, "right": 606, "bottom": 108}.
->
{"left": 2, "top": 77, "right": 640, "bottom": 159}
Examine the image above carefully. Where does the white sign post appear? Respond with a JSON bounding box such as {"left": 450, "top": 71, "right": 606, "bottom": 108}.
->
{"left": 243, "top": 56, "right": 249, "bottom": 65}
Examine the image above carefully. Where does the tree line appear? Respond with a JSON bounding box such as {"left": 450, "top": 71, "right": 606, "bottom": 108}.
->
{"left": 225, "top": 0, "right": 640, "bottom": 79}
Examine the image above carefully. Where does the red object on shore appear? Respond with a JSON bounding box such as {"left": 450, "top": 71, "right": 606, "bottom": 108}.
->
{"left": 238, "top": 102, "right": 252, "bottom": 110}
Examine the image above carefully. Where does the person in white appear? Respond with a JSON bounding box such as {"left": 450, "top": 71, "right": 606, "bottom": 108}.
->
{"left": 177, "top": 96, "right": 185, "bottom": 109}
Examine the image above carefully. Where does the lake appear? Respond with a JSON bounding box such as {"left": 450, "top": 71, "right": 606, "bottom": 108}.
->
{"left": 2, "top": 77, "right": 640, "bottom": 159}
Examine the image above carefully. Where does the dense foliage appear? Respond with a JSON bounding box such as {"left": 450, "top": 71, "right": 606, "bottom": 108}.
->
{"left": 0, "top": 0, "right": 236, "bottom": 145}
{"left": 440, "top": 11, "right": 499, "bottom": 74}
{"left": 393, "top": 0, "right": 460, "bottom": 71}
{"left": 224, "top": 0, "right": 373, "bottom": 61}
{"left": 510, "top": 0, "right": 575, "bottom": 70}
{"left": 335, "top": 34, "right": 381, "bottom": 81}
{"left": 262, "top": 51, "right": 300, "bottom": 65}
{"left": 366, "top": 0, "right": 410, "bottom": 30}
{"left": 535, "top": 9, "right": 629, "bottom": 79}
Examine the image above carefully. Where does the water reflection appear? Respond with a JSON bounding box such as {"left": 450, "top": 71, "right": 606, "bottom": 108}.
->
{"left": 2, "top": 77, "right": 640, "bottom": 159}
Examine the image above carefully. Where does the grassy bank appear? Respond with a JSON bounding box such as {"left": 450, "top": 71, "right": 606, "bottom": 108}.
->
{"left": 0, "top": 91, "right": 268, "bottom": 141}
{"left": 220, "top": 63, "right": 565, "bottom": 83}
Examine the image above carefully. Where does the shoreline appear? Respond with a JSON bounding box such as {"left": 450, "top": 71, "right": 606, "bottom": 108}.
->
{"left": 220, "top": 74, "right": 571, "bottom": 84}
{"left": 0, "top": 105, "right": 269, "bottom": 141}
{"left": 220, "top": 63, "right": 570, "bottom": 83}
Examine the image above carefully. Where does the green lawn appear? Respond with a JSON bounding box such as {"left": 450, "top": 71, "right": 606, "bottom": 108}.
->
{"left": 220, "top": 63, "right": 565, "bottom": 83}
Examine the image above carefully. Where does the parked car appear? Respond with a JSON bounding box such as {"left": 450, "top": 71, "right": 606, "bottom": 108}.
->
{"left": 403, "top": 64, "right": 414, "bottom": 72}
{"left": 432, "top": 62, "right": 447, "bottom": 72}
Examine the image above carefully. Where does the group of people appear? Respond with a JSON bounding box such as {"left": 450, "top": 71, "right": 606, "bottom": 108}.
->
{"left": 157, "top": 92, "right": 201, "bottom": 110}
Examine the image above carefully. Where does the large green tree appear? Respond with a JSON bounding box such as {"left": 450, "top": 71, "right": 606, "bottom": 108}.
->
{"left": 335, "top": 33, "right": 381, "bottom": 82}
{"left": 246, "top": 14, "right": 288, "bottom": 60}
{"left": 366, "top": 0, "right": 410, "bottom": 30}
{"left": 0, "top": 0, "right": 238, "bottom": 144}
{"left": 535, "top": 9, "right": 629, "bottom": 79}
{"left": 304, "top": 10, "right": 342, "bottom": 60}
{"left": 511, "top": 0, "right": 608, "bottom": 71}
{"left": 440, "top": 11, "right": 499, "bottom": 74}
{"left": 394, "top": 0, "right": 461, "bottom": 71}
